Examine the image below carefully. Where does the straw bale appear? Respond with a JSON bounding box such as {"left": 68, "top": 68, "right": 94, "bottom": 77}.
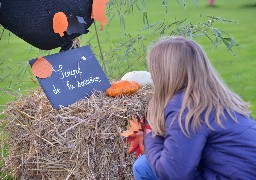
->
{"left": 1, "top": 86, "right": 153, "bottom": 179}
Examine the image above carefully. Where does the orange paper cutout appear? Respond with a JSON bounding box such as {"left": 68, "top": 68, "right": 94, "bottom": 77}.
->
{"left": 91, "top": 0, "right": 108, "bottom": 31}
{"left": 32, "top": 56, "right": 53, "bottom": 79}
{"left": 53, "top": 12, "right": 68, "bottom": 37}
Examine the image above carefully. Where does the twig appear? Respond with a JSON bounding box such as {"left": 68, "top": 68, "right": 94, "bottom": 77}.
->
{"left": 93, "top": 21, "right": 107, "bottom": 73}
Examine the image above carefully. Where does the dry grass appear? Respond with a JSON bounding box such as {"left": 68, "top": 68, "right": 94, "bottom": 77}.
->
{"left": 1, "top": 86, "right": 152, "bottom": 179}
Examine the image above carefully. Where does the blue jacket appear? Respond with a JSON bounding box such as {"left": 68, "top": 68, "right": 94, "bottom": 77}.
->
{"left": 144, "top": 92, "right": 256, "bottom": 180}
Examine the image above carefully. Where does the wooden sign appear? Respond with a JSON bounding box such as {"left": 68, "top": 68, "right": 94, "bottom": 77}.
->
{"left": 29, "top": 46, "right": 111, "bottom": 109}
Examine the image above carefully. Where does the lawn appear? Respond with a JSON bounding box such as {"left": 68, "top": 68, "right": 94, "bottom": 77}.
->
{"left": 0, "top": 0, "right": 256, "bottom": 119}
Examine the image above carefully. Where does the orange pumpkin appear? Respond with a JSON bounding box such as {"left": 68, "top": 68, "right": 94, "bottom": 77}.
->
{"left": 106, "top": 80, "right": 141, "bottom": 97}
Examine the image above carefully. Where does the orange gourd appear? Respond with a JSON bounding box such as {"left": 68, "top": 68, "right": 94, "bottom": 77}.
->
{"left": 106, "top": 80, "right": 141, "bottom": 97}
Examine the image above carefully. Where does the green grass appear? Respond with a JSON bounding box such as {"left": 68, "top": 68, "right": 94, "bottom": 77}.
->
{"left": 0, "top": 0, "right": 256, "bottom": 119}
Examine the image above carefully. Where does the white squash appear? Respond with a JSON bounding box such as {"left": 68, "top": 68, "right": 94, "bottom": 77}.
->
{"left": 121, "top": 71, "right": 153, "bottom": 87}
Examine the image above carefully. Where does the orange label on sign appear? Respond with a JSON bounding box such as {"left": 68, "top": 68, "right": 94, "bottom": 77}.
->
{"left": 32, "top": 56, "right": 53, "bottom": 79}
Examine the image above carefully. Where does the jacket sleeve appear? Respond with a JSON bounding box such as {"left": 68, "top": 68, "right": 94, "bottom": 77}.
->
{"left": 144, "top": 107, "right": 208, "bottom": 180}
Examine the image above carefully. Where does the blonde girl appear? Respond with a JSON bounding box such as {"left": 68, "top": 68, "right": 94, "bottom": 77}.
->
{"left": 133, "top": 36, "right": 256, "bottom": 180}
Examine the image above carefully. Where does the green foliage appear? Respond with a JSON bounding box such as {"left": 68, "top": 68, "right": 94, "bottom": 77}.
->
{"left": 83, "top": 0, "right": 240, "bottom": 82}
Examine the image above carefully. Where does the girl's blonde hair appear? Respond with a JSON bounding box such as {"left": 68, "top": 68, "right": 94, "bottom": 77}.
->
{"left": 147, "top": 36, "right": 250, "bottom": 136}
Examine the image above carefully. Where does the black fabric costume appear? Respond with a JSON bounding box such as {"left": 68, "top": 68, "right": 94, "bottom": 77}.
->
{"left": 0, "top": 0, "right": 93, "bottom": 50}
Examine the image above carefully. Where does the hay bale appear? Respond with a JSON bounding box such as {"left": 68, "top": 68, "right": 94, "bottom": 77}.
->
{"left": 2, "top": 86, "right": 152, "bottom": 179}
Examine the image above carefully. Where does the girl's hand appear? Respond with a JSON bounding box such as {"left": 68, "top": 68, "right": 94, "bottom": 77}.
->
{"left": 145, "top": 128, "right": 152, "bottom": 135}
{"left": 144, "top": 124, "right": 152, "bottom": 135}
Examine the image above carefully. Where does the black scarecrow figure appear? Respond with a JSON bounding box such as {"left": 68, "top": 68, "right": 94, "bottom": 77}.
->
{"left": 0, "top": 0, "right": 94, "bottom": 51}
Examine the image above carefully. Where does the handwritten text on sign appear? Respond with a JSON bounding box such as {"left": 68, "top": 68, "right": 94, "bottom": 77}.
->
{"left": 29, "top": 46, "right": 111, "bottom": 109}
